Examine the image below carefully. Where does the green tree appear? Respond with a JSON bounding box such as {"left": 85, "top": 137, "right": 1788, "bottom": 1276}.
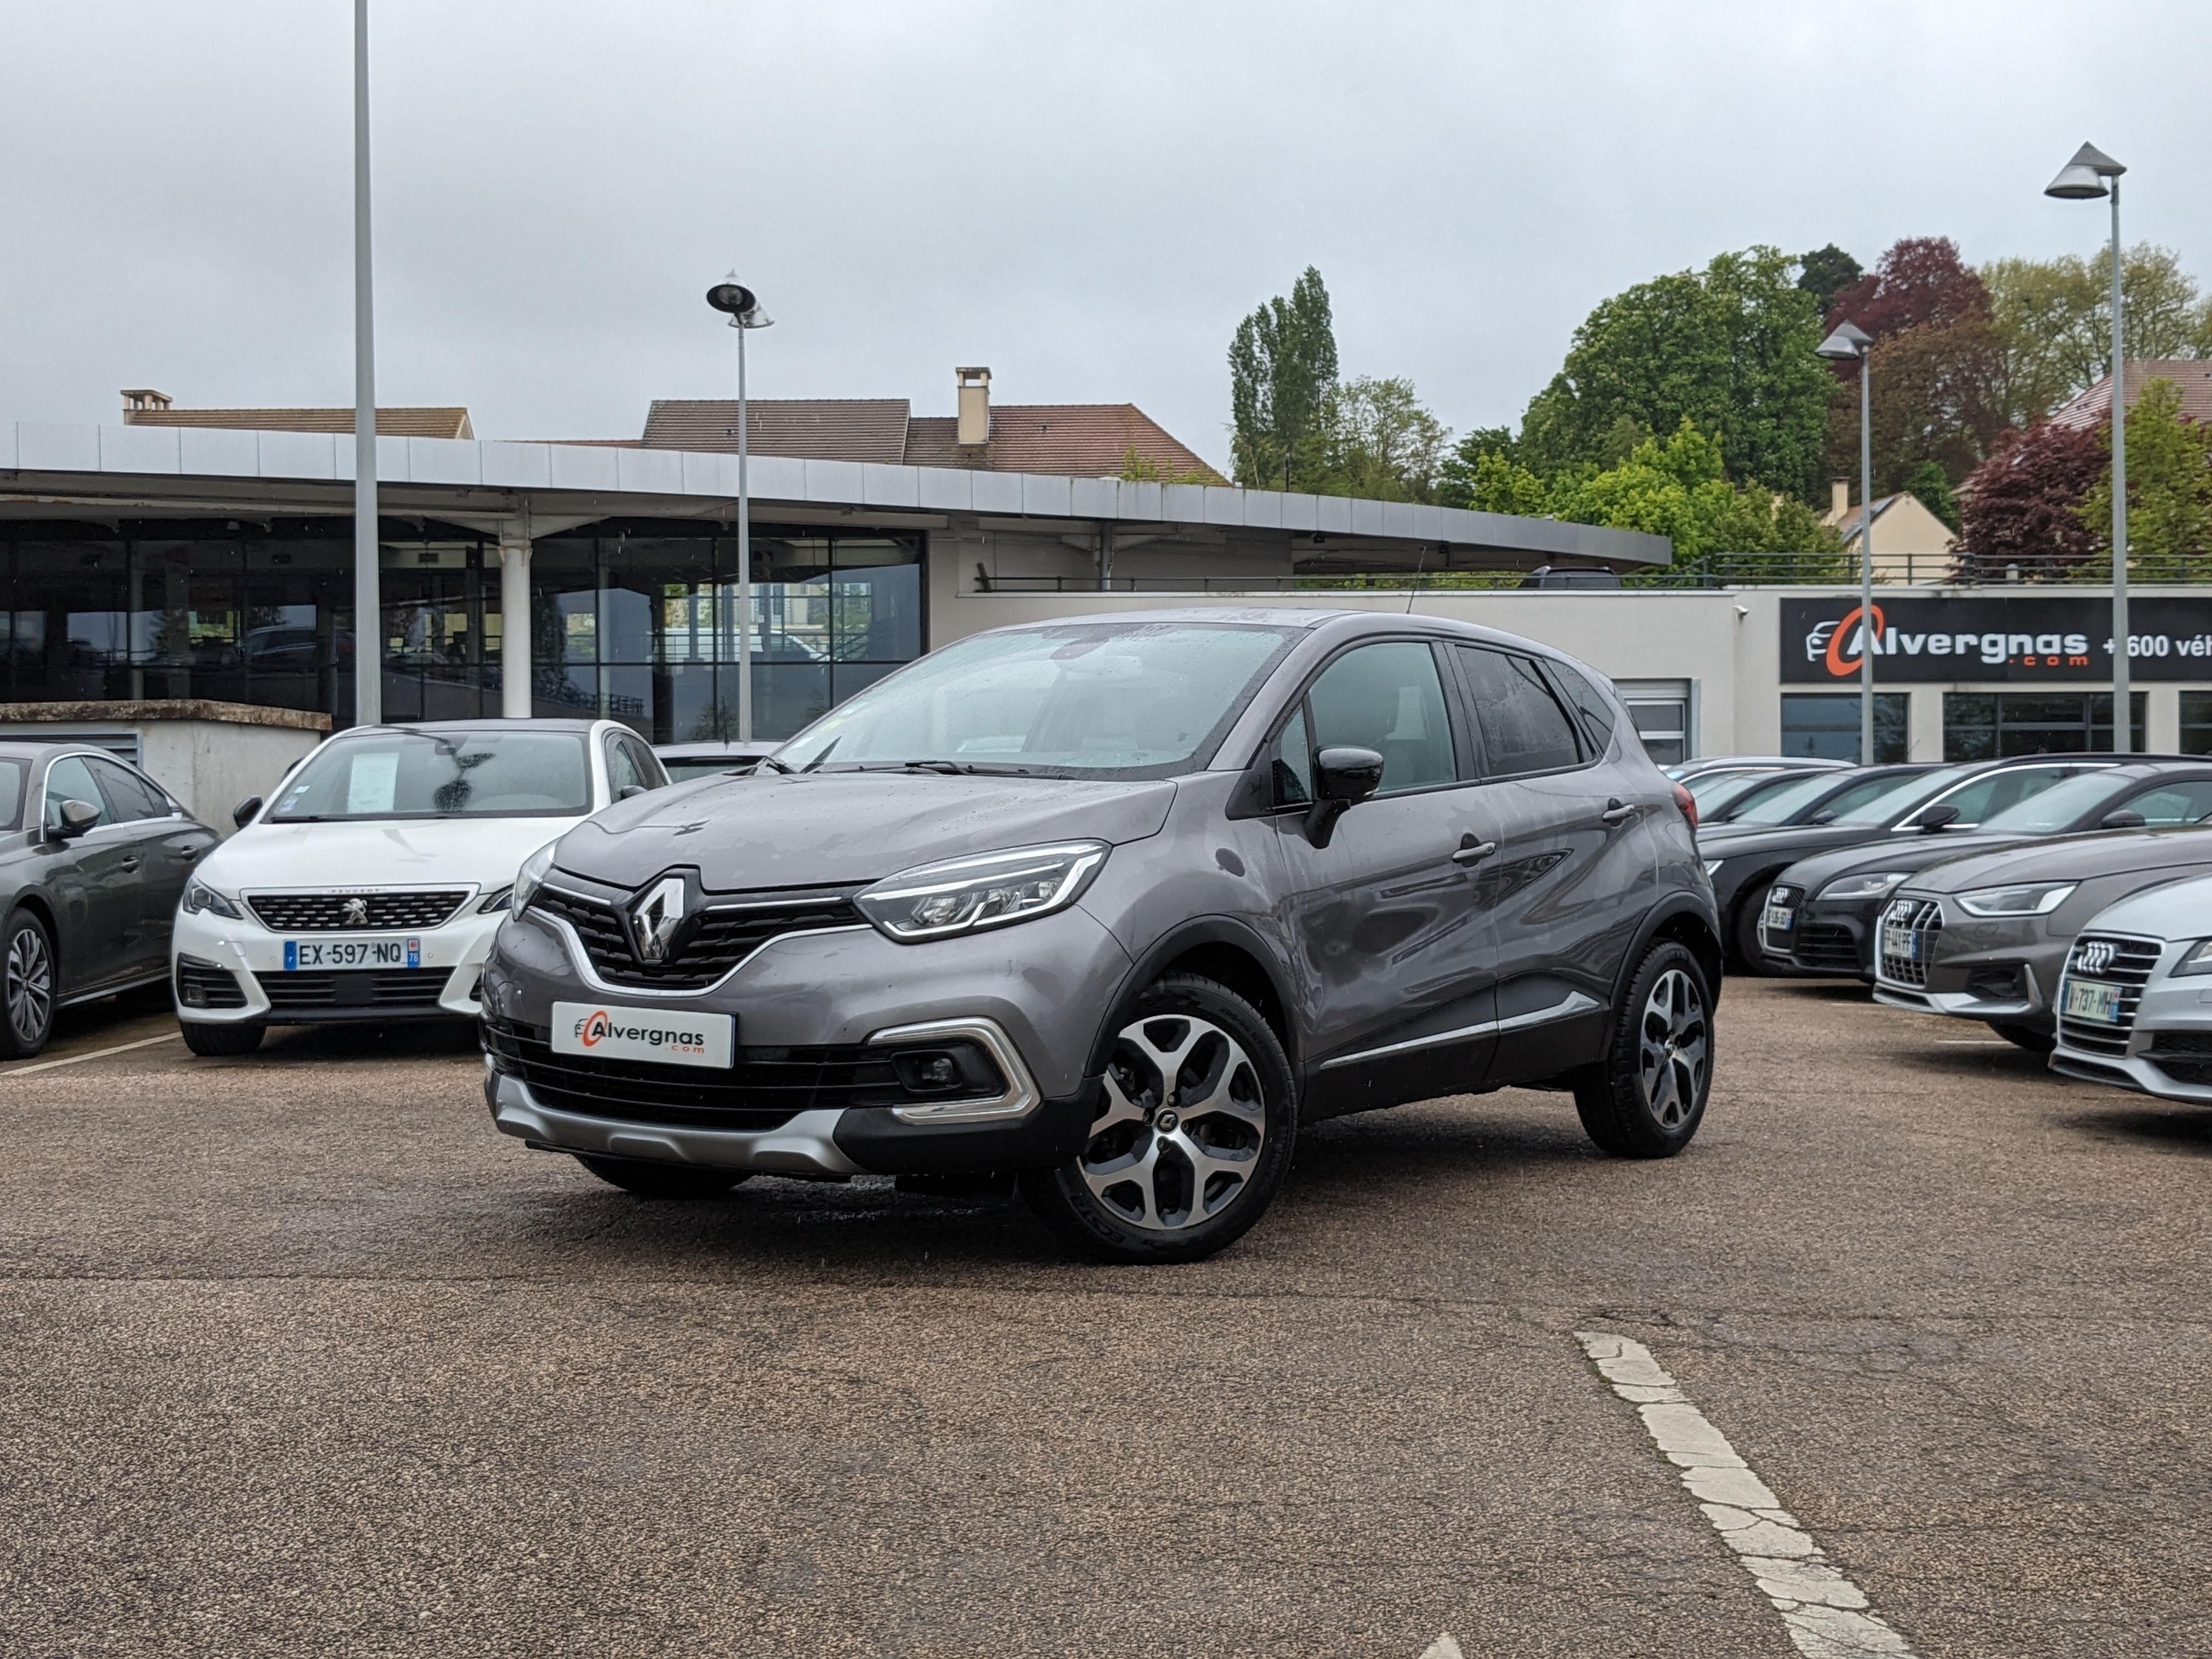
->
{"left": 1228, "top": 267, "right": 1339, "bottom": 490}
{"left": 1435, "top": 425, "right": 1517, "bottom": 507}
{"left": 1900, "top": 459, "right": 1960, "bottom": 532}
{"left": 1518, "top": 247, "right": 1831, "bottom": 497}
{"left": 1797, "top": 244, "right": 1863, "bottom": 316}
{"left": 1983, "top": 244, "right": 2212, "bottom": 424}
{"left": 2076, "top": 377, "right": 2212, "bottom": 580}
{"left": 1301, "top": 376, "right": 1449, "bottom": 502}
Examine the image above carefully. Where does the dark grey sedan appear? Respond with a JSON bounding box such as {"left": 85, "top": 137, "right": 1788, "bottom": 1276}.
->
{"left": 0, "top": 743, "right": 219, "bottom": 1057}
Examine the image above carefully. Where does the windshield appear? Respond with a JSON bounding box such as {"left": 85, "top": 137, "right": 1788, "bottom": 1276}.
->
{"left": 268, "top": 729, "right": 592, "bottom": 821}
{"left": 1834, "top": 765, "right": 1971, "bottom": 826}
{"left": 1728, "top": 769, "right": 1926, "bottom": 827}
{"left": 1976, "top": 771, "right": 2130, "bottom": 834}
{"left": 1685, "top": 769, "right": 1775, "bottom": 806}
{"left": 775, "top": 622, "right": 1301, "bottom": 778}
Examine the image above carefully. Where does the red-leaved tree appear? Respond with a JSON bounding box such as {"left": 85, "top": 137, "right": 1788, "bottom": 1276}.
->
{"left": 1953, "top": 419, "right": 2108, "bottom": 580}
{"left": 1826, "top": 237, "right": 1991, "bottom": 340}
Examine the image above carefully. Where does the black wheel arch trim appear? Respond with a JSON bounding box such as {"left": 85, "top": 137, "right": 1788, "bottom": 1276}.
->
{"left": 1612, "top": 893, "right": 1725, "bottom": 1011}
{"left": 1088, "top": 914, "right": 1302, "bottom": 1080}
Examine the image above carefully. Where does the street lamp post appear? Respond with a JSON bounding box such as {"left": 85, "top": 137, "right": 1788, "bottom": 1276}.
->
{"left": 352, "top": 0, "right": 380, "bottom": 729}
{"left": 2047, "top": 142, "right": 2131, "bottom": 751}
{"left": 1818, "top": 320, "right": 1876, "bottom": 762}
{"left": 707, "top": 278, "right": 774, "bottom": 743}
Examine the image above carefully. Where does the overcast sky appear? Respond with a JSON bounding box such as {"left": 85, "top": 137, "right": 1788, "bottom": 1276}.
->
{"left": 3, "top": 1, "right": 2208, "bottom": 471}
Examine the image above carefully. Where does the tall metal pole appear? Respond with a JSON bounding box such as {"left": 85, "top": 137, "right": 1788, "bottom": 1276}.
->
{"left": 351, "top": 0, "right": 380, "bottom": 729}
{"left": 2109, "top": 179, "right": 2130, "bottom": 751}
{"left": 736, "top": 322, "right": 753, "bottom": 744}
{"left": 1858, "top": 345, "right": 1875, "bottom": 765}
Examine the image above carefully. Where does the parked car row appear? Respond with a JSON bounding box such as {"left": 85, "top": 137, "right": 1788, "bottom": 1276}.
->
{"left": 1687, "top": 747, "right": 2212, "bottom": 1108}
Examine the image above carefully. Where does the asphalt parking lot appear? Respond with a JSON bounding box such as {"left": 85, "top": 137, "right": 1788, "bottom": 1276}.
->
{"left": 3, "top": 978, "right": 2208, "bottom": 1658}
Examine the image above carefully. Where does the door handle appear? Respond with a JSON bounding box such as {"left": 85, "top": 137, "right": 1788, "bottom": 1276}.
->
{"left": 119, "top": 857, "right": 142, "bottom": 872}
{"left": 1452, "top": 836, "right": 1498, "bottom": 865}
{"left": 1601, "top": 799, "right": 1638, "bottom": 825}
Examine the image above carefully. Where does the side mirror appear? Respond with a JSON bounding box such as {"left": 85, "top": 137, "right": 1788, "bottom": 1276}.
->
{"left": 618, "top": 784, "right": 648, "bottom": 801}
{"left": 2100, "top": 808, "right": 2146, "bottom": 830}
{"left": 1914, "top": 803, "right": 1960, "bottom": 833}
{"left": 1808, "top": 808, "right": 1837, "bottom": 825}
{"left": 49, "top": 798, "right": 100, "bottom": 841}
{"left": 1304, "top": 746, "right": 1386, "bottom": 849}
{"left": 233, "top": 795, "right": 263, "bottom": 829}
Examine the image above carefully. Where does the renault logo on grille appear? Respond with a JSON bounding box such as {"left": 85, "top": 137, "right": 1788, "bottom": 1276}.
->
{"left": 629, "top": 876, "right": 689, "bottom": 962}
{"left": 2078, "top": 940, "right": 2117, "bottom": 975}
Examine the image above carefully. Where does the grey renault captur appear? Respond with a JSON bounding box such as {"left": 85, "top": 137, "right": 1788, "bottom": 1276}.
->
{"left": 478, "top": 611, "right": 1722, "bottom": 1262}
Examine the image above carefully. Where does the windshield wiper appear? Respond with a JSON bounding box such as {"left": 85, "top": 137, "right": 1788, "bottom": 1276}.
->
{"left": 758, "top": 756, "right": 794, "bottom": 774}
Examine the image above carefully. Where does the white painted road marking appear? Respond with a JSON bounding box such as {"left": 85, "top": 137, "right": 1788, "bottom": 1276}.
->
{"left": 0, "top": 1031, "right": 180, "bottom": 1077}
{"left": 1417, "top": 1637, "right": 1463, "bottom": 1659}
{"left": 1577, "top": 1332, "right": 1918, "bottom": 1659}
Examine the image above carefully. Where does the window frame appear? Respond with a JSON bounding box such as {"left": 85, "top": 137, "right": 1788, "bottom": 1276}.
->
{"left": 1253, "top": 636, "right": 1480, "bottom": 814}
{"left": 1443, "top": 643, "right": 1598, "bottom": 782}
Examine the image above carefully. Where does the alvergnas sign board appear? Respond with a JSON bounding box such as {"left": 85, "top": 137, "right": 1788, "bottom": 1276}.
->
{"left": 1780, "top": 595, "right": 2212, "bottom": 685}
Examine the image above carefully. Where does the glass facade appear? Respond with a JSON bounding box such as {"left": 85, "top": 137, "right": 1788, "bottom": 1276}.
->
{"left": 1943, "top": 691, "right": 2147, "bottom": 759}
{"left": 1779, "top": 693, "right": 1910, "bottom": 764}
{"left": 0, "top": 518, "right": 923, "bottom": 741}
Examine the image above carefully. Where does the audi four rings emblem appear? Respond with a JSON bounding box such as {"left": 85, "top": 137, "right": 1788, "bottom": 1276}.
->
{"left": 2078, "top": 941, "right": 2116, "bottom": 975}
{"left": 630, "top": 876, "right": 689, "bottom": 961}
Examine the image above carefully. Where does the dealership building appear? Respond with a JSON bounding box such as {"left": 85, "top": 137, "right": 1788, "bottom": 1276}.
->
{"left": 3, "top": 380, "right": 2206, "bottom": 781}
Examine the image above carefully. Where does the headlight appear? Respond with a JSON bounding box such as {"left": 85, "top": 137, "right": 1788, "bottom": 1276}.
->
{"left": 1817, "top": 871, "right": 1911, "bottom": 902}
{"left": 2171, "top": 939, "right": 2212, "bottom": 977}
{"left": 856, "top": 840, "right": 1109, "bottom": 942}
{"left": 180, "top": 879, "right": 242, "bottom": 920}
{"left": 511, "top": 843, "right": 557, "bottom": 916}
{"left": 1954, "top": 882, "right": 2078, "bottom": 917}
{"left": 1702, "top": 859, "right": 1724, "bottom": 877}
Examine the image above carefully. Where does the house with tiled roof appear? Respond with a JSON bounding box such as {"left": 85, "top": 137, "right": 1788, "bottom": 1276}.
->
{"left": 640, "top": 368, "right": 1223, "bottom": 482}
{"left": 120, "top": 389, "right": 472, "bottom": 439}
{"left": 2049, "top": 360, "right": 2212, "bottom": 430}
{"left": 1820, "top": 480, "right": 1956, "bottom": 583}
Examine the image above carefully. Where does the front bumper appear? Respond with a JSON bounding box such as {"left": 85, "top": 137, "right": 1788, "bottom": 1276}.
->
{"left": 2050, "top": 937, "right": 2212, "bottom": 1103}
{"left": 1758, "top": 891, "right": 1881, "bottom": 978}
{"left": 171, "top": 903, "right": 504, "bottom": 1024}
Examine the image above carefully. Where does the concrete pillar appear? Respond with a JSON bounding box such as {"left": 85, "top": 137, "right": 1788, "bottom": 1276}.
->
{"left": 1909, "top": 686, "right": 1946, "bottom": 762}
{"left": 499, "top": 520, "right": 532, "bottom": 719}
{"left": 2146, "top": 683, "right": 2180, "bottom": 754}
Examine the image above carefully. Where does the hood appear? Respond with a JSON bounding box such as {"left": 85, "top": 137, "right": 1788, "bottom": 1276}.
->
{"left": 553, "top": 771, "right": 1180, "bottom": 891}
{"left": 1781, "top": 828, "right": 2034, "bottom": 893}
{"left": 1895, "top": 825, "right": 2212, "bottom": 896}
{"left": 200, "top": 814, "right": 585, "bottom": 895}
{"left": 2079, "top": 868, "right": 2212, "bottom": 940}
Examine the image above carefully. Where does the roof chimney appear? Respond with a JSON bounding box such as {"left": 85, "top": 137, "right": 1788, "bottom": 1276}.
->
{"left": 956, "top": 366, "right": 991, "bottom": 447}
{"left": 1831, "top": 479, "right": 1849, "bottom": 520}
{"left": 120, "top": 388, "right": 172, "bottom": 417}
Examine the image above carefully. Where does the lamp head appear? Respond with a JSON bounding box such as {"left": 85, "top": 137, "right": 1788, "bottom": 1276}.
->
{"left": 706, "top": 281, "right": 757, "bottom": 317}
{"left": 1816, "top": 320, "right": 1873, "bottom": 361}
{"left": 2046, "top": 141, "right": 2124, "bottom": 200}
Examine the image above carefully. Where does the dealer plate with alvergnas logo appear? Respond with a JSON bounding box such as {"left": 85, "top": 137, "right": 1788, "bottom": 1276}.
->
{"left": 550, "top": 1001, "right": 735, "bottom": 1068}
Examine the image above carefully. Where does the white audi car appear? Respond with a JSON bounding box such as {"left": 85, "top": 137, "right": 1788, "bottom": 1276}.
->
{"left": 171, "top": 718, "right": 669, "bottom": 1056}
{"left": 2049, "top": 869, "right": 2212, "bottom": 1104}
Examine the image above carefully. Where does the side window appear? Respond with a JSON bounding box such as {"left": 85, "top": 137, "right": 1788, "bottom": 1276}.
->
{"left": 2128, "top": 780, "right": 2212, "bottom": 825}
{"left": 1455, "top": 646, "right": 1583, "bottom": 778}
{"left": 1550, "top": 661, "right": 1617, "bottom": 756}
{"left": 1269, "top": 706, "right": 1313, "bottom": 806}
{"left": 603, "top": 735, "right": 648, "bottom": 798}
{"left": 621, "top": 735, "right": 669, "bottom": 790}
{"left": 87, "top": 757, "right": 168, "bottom": 822}
{"left": 1305, "top": 642, "right": 1459, "bottom": 795}
{"left": 43, "top": 756, "right": 109, "bottom": 830}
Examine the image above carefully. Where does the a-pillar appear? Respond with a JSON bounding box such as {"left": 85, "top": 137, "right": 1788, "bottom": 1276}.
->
{"left": 499, "top": 516, "right": 532, "bottom": 718}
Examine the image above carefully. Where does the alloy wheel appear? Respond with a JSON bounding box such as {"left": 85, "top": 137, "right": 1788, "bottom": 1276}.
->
{"left": 1635, "top": 967, "right": 1708, "bottom": 1130}
{"left": 7, "top": 925, "right": 53, "bottom": 1047}
{"left": 1081, "top": 1013, "right": 1267, "bottom": 1231}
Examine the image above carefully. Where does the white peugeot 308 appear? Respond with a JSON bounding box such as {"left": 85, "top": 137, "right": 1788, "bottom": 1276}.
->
{"left": 171, "top": 718, "right": 667, "bottom": 1056}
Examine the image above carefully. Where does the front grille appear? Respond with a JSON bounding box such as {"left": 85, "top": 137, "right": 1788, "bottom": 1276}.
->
{"left": 1878, "top": 898, "right": 1943, "bottom": 988}
{"left": 247, "top": 890, "right": 470, "bottom": 932}
{"left": 2056, "top": 934, "right": 2161, "bottom": 1055}
{"left": 483, "top": 1017, "right": 997, "bottom": 1130}
{"left": 531, "top": 884, "right": 864, "bottom": 990}
{"left": 174, "top": 955, "right": 247, "bottom": 1009}
{"left": 1791, "top": 921, "right": 1863, "bottom": 974}
{"left": 255, "top": 967, "right": 451, "bottom": 1012}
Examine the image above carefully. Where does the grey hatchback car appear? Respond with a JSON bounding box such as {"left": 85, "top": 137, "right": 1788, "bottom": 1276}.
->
{"left": 479, "top": 611, "right": 1722, "bottom": 1261}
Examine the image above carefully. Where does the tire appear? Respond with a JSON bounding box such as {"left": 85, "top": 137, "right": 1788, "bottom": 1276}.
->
{"left": 1020, "top": 972, "right": 1296, "bottom": 1265}
{"left": 1988, "top": 1020, "right": 2056, "bottom": 1057}
{"left": 575, "top": 1155, "right": 749, "bottom": 1199}
{"left": 180, "top": 1019, "right": 266, "bottom": 1057}
{"left": 1573, "top": 940, "right": 1713, "bottom": 1159}
{"left": 1730, "top": 885, "right": 1773, "bottom": 977}
{"left": 0, "top": 908, "right": 56, "bottom": 1060}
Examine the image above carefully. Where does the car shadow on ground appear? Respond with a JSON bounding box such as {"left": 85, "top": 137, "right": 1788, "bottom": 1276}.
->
{"left": 1752, "top": 977, "right": 1871, "bottom": 1001}
{"left": 254, "top": 1019, "right": 484, "bottom": 1062}
{"left": 2059, "top": 1104, "right": 2212, "bottom": 1155}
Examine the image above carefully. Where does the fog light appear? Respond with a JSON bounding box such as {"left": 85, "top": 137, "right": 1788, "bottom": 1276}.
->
{"left": 182, "top": 984, "right": 207, "bottom": 1008}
